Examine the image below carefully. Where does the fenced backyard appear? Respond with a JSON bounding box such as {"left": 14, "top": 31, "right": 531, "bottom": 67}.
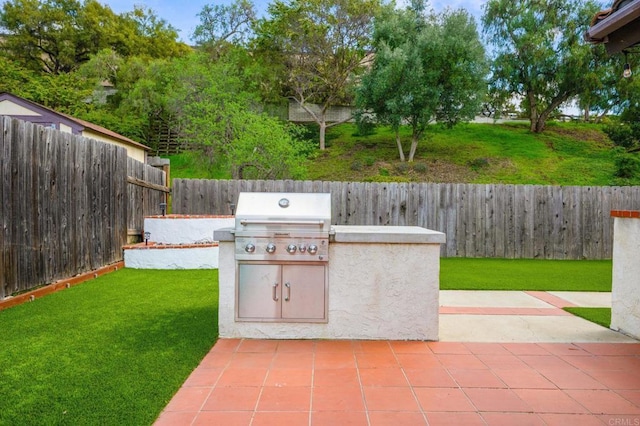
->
{"left": 1, "top": 117, "right": 166, "bottom": 299}
{"left": 4, "top": 112, "right": 640, "bottom": 297}
{"left": 173, "top": 179, "right": 640, "bottom": 260}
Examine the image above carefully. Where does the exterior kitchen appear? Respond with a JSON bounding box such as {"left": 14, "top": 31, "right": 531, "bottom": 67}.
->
{"left": 214, "top": 192, "right": 446, "bottom": 341}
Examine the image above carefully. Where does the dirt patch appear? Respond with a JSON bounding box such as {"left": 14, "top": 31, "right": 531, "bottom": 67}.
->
{"left": 370, "top": 159, "right": 479, "bottom": 183}
{"left": 549, "top": 127, "right": 612, "bottom": 147}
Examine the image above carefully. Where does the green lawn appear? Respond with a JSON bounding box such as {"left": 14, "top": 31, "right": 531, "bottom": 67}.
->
{"left": 440, "top": 258, "right": 612, "bottom": 291}
{"left": 564, "top": 307, "right": 611, "bottom": 328}
{"left": 0, "top": 269, "right": 218, "bottom": 425}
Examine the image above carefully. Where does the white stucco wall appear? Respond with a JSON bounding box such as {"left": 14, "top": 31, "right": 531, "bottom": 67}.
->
{"left": 144, "top": 216, "right": 234, "bottom": 244}
{"left": 217, "top": 226, "right": 444, "bottom": 340}
{"left": 125, "top": 246, "right": 219, "bottom": 269}
{"left": 611, "top": 216, "right": 640, "bottom": 339}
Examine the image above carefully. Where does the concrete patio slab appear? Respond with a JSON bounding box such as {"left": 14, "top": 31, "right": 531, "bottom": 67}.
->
{"left": 549, "top": 291, "right": 612, "bottom": 307}
{"left": 440, "top": 290, "right": 554, "bottom": 308}
{"left": 439, "top": 314, "right": 638, "bottom": 343}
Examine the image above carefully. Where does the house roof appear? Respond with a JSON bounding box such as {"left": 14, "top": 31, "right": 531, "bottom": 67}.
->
{"left": 585, "top": 0, "right": 640, "bottom": 54}
{"left": 0, "top": 92, "right": 150, "bottom": 152}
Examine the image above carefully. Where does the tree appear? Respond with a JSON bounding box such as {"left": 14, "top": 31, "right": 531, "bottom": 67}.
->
{"left": 0, "top": 0, "right": 188, "bottom": 74}
{"left": 357, "top": 2, "right": 487, "bottom": 161}
{"left": 482, "top": 0, "right": 601, "bottom": 133}
{"left": 254, "top": 0, "right": 380, "bottom": 149}
{"left": 119, "top": 6, "right": 191, "bottom": 59}
{"left": 0, "top": 56, "right": 95, "bottom": 114}
{"left": 576, "top": 47, "right": 640, "bottom": 122}
{"left": 192, "top": 0, "right": 257, "bottom": 57}
{"left": 173, "top": 54, "right": 308, "bottom": 179}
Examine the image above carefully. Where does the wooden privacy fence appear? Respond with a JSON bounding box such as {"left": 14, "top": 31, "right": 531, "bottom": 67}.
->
{"left": 127, "top": 157, "right": 168, "bottom": 238}
{"left": 1, "top": 117, "right": 166, "bottom": 299}
{"left": 173, "top": 179, "right": 640, "bottom": 260}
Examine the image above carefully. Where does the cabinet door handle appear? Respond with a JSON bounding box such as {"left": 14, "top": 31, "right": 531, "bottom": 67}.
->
{"left": 284, "top": 282, "right": 291, "bottom": 301}
{"left": 272, "top": 282, "right": 279, "bottom": 301}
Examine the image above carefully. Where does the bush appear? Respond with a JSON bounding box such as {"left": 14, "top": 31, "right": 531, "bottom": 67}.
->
{"left": 614, "top": 153, "right": 640, "bottom": 178}
{"left": 604, "top": 124, "right": 636, "bottom": 150}
{"left": 350, "top": 160, "right": 364, "bottom": 171}
{"left": 413, "top": 163, "right": 428, "bottom": 173}
{"left": 378, "top": 167, "right": 390, "bottom": 176}
{"left": 354, "top": 112, "right": 377, "bottom": 136}
{"left": 394, "top": 162, "right": 409, "bottom": 173}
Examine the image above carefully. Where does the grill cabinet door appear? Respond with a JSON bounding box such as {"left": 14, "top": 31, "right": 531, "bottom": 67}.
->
{"left": 238, "top": 264, "right": 281, "bottom": 319}
{"left": 281, "top": 265, "right": 326, "bottom": 320}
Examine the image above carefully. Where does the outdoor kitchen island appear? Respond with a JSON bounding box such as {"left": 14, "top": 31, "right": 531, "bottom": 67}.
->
{"left": 215, "top": 215, "right": 446, "bottom": 341}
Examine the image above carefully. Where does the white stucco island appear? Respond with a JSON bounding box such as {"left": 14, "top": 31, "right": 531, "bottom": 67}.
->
{"left": 214, "top": 225, "right": 446, "bottom": 340}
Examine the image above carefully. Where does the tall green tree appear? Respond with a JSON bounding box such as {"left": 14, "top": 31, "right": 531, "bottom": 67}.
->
{"left": 119, "top": 6, "right": 191, "bottom": 59}
{"left": 482, "top": 0, "right": 600, "bottom": 133}
{"left": 357, "top": 2, "right": 487, "bottom": 161}
{"left": 577, "top": 47, "right": 640, "bottom": 121}
{"left": 0, "top": 56, "right": 95, "bottom": 114}
{"left": 0, "top": 0, "right": 188, "bottom": 74}
{"left": 192, "top": 0, "right": 256, "bottom": 57}
{"left": 254, "top": 0, "right": 380, "bottom": 150}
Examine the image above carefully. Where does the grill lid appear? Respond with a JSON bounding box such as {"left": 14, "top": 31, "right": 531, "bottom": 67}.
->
{"left": 234, "top": 192, "right": 331, "bottom": 233}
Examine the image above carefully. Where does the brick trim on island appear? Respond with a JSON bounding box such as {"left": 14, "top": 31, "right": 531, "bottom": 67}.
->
{"left": 611, "top": 210, "right": 640, "bottom": 218}
{"left": 122, "top": 242, "right": 219, "bottom": 250}
{"left": 145, "top": 214, "right": 233, "bottom": 219}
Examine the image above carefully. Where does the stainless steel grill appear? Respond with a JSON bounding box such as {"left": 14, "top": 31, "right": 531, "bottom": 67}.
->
{"left": 233, "top": 192, "right": 331, "bottom": 323}
{"left": 234, "top": 192, "right": 331, "bottom": 262}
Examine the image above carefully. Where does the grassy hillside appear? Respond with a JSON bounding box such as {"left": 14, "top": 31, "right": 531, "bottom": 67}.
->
{"left": 170, "top": 121, "right": 640, "bottom": 186}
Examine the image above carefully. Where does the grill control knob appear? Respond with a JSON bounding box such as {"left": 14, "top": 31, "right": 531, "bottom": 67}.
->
{"left": 245, "top": 243, "right": 256, "bottom": 253}
{"left": 298, "top": 244, "right": 307, "bottom": 253}
{"left": 266, "top": 243, "right": 276, "bottom": 253}
{"left": 308, "top": 244, "right": 318, "bottom": 255}
{"left": 286, "top": 244, "right": 297, "bottom": 254}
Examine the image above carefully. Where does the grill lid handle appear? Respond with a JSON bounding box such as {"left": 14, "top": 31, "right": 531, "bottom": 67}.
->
{"left": 239, "top": 220, "right": 325, "bottom": 226}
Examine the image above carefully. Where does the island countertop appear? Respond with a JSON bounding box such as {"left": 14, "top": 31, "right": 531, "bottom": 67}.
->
{"left": 330, "top": 225, "right": 446, "bottom": 244}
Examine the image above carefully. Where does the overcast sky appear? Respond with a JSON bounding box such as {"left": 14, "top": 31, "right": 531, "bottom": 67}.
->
{"left": 101, "top": 0, "right": 487, "bottom": 43}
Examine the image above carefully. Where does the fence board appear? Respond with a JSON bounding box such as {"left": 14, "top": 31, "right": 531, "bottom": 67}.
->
{"left": 0, "top": 117, "right": 6, "bottom": 298}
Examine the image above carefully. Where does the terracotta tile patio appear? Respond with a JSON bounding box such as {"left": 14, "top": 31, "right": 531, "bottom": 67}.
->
{"left": 155, "top": 339, "right": 640, "bottom": 425}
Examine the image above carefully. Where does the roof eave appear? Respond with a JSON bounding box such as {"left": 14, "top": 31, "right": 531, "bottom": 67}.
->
{"left": 587, "top": 0, "right": 640, "bottom": 39}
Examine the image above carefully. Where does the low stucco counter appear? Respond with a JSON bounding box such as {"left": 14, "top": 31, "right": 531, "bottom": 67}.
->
{"left": 215, "top": 225, "right": 446, "bottom": 340}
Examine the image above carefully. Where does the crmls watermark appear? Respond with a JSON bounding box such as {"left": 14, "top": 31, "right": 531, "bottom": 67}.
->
{"left": 609, "top": 418, "right": 640, "bottom": 426}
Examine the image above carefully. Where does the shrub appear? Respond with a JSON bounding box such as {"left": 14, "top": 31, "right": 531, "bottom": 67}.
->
{"left": 614, "top": 153, "right": 640, "bottom": 178}
{"left": 394, "top": 162, "right": 409, "bottom": 173}
{"left": 468, "top": 157, "right": 490, "bottom": 170}
{"left": 604, "top": 124, "right": 636, "bottom": 150}
{"left": 350, "top": 160, "right": 364, "bottom": 171}
{"left": 413, "top": 163, "right": 428, "bottom": 173}
{"left": 354, "top": 112, "right": 377, "bottom": 136}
